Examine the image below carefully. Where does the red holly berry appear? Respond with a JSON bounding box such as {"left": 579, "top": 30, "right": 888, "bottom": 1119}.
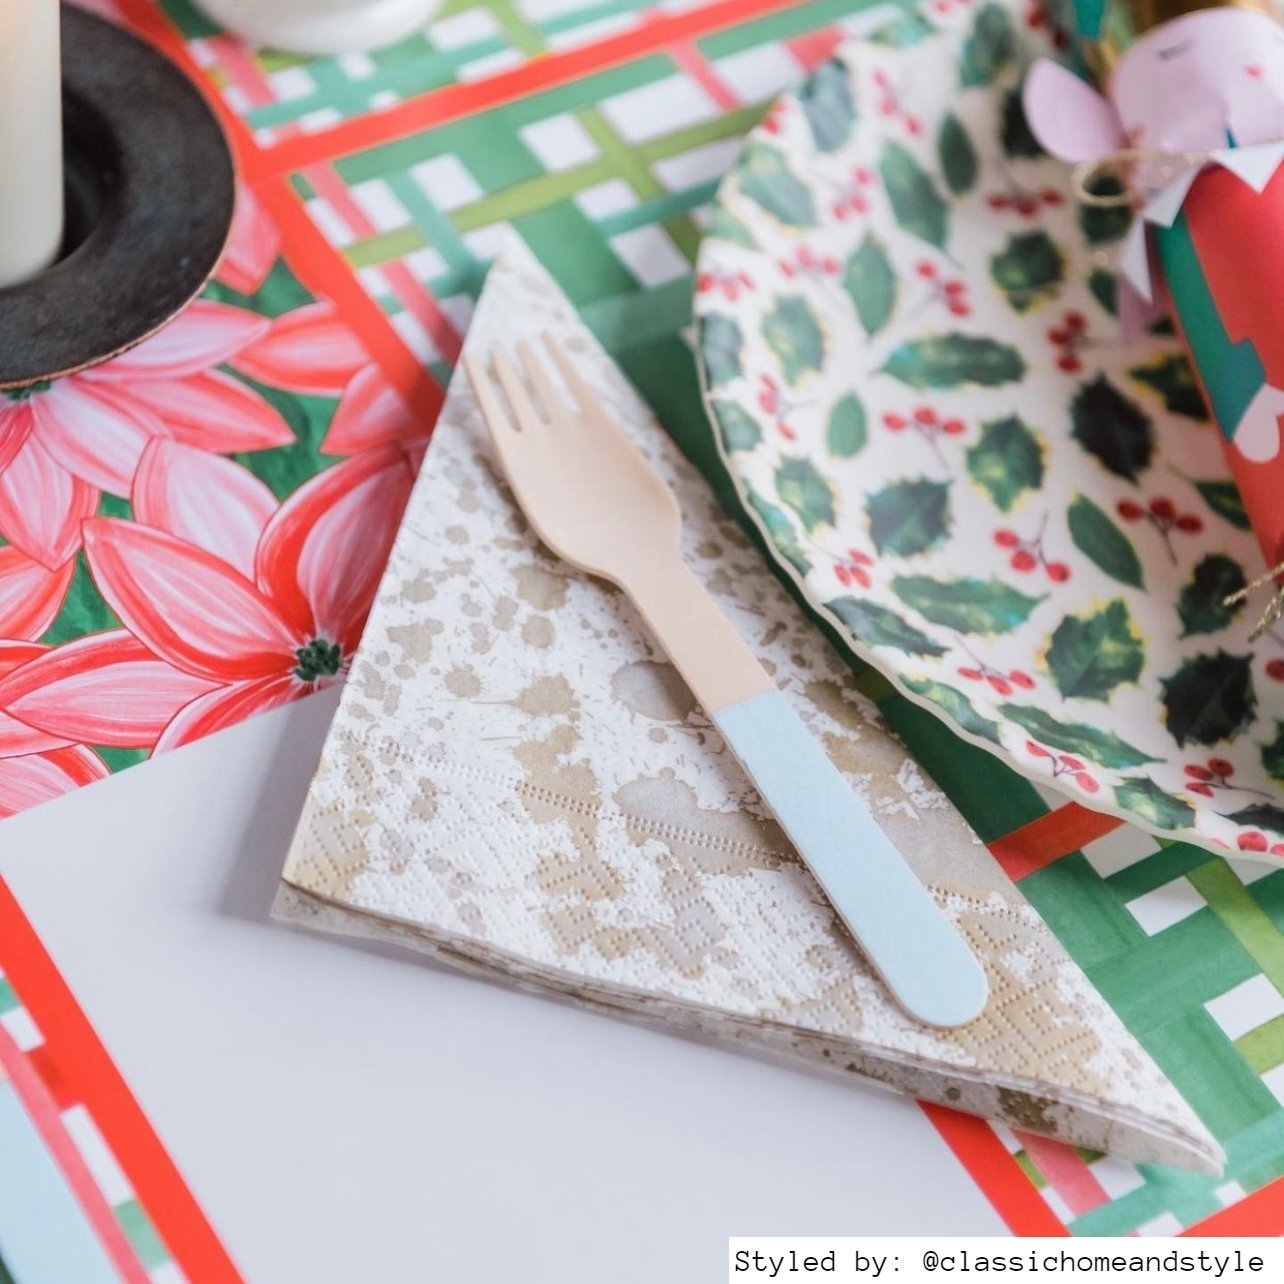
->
{"left": 1046, "top": 562, "right": 1070, "bottom": 583}
{"left": 1117, "top": 499, "right": 1143, "bottom": 521}
{"left": 1188, "top": 782, "right": 1215, "bottom": 797}
{"left": 1040, "top": 188, "right": 1064, "bottom": 207}
{"left": 1239, "top": 831, "right": 1269, "bottom": 853}
{"left": 1208, "top": 758, "right": 1234, "bottom": 778}
{"left": 987, "top": 675, "right": 1013, "bottom": 696}
{"left": 1185, "top": 764, "right": 1213, "bottom": 780}
{"left": 1010, "top": 670, "right": 1035, "bottom": 690}
{"left": 1064, "top": 311, "right": 1086, "bottom": 331}
{"left": 987, "top": 194, "right": 1011, "bottom": 210}
{"left": 959, "top": 667, "right": 983, "bottom": 681}
{"left": 906, "top": 117, "right": 923, "bottom": 136}
{"left": 1149, "top": 497, "right": 1176, "bottom": 521}
{"left": 916, "top": 261, "right": 937, "bottom": 279}
{"left": 993, "top": 529, "right": 1019, "bottom": 548}
{"left": 1176, "top": 514, "right": 1203, "bottom": 533}
{"left": 696, "top": 273, "right": 714, "bottom": 294}
{"left": 883, "top": 412, "right": 907, "bottom": 431}
{"left": 1047, "top": 327, "right": 1070, "bottom": 346}
{"left": 942, "top": 418, "right": 966, "bottom": 436}
{"left": 1273, "top": 843, "right": 1284, "bottom": 856}
{"left": 854, "top": 167, "right": 873, "bottom": 185}
{"left": 1076, "top": 772, "right": 1100, "bottom": 794}
{"left": 1026, "top": 740, "right": 1049, "bottom": 757}
{"left": 1269, "top": 659, "right": 1284, "bottom": 682}
{"left": 1010, "top": 550, "right": 1037, "bottom": 572}
{"left": 913, "top": 405, "right": 938, "bottom": 426}
{"left": 836, "top": 565, "right": 852, "bottom": 586}
{"left": 1060, "top": 755, "right": 1085, "bottom": 772}
{"left": 947, "top": 301, "right": 971, "bottom": 317}
{"left": 850, "top": 549, "right": 873, "bottom": 566}
{"left": 1056, "top": 353, "right": 1082, "bottom": 373}
{"left": 1015, "top": 195, "right": 1038, "bottom": 216}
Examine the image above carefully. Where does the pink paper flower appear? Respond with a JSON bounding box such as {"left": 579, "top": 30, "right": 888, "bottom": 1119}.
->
{"left": 320, "top": 364, "right": 429, "bottom": 464}
{"left": 233, "top": 302, "right": 369, "bottom": 396}
{"left": 217, "top": 185, "right": 281, "bottom": 297}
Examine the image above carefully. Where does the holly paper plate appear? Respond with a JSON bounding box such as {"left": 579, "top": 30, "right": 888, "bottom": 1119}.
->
{"left": 694, "top": 1, "right": 1284, "bottom": 859}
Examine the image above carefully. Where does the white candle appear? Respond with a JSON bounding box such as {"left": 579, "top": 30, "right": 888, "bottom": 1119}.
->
{"left": 0, "top": 0, "right": 63, "bottom": 289}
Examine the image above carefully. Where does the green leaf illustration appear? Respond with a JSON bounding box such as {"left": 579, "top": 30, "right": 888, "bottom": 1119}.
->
{"left": 762, "top": 296, "right": 824, "bottom": 385}
{"left": 799, "top": 59, "right": 856, "bottom": 152}
{"left": 1067, "top": 493, "right": 1145, "bottom": 590}
{"left": 903, "top": 676, "right": 1002, "bottom": 743}
{"left": 1115, "top": 777, "right": 1196, "bottom": 832}
{"left": 775, "top": 456, "right": 835, "bottom": 533}
{"left": 1088, "top": 268, "right": 1117, "bottom": 315}
{"left": 844, "top": 234, "right": 897, "bottom": 336}
{"left": 1261, "top": 723, "right": 1284, "bottom": 783}
{"left": 1177, "top": 554, "right": 1246, "bottom": 637}
{"left": 827, "top": 597, "right": 947, "bottom": 656}
{"left": 1000, "top": 87, "right": 1042, "bottom": 158}
{"left": 879, "top": 141, "right": 948, "bottom": 248}
{"left": 990, "top": 231, "right": 1064, "bottom": 313}
{"left": 999, "top": 704, "right": 1160, "bottom": 768}
{"left": 867, "top": 479, "right": 951, "bottom": 557}
{"left": 966, "top": 415, "right": 1044, "bottom": 512}
{"left": 746, "top": 488, "right": 811, "bottom": 577}
{"left": 737, "top": 142, "right": 816, "bottom": 227}
{"left": 1161, "top": 650, "right": 1256, "bottom": 746}
{"left": 1078, "top": 175, "right": 1131, "bottom": 244}
{"left": 700, "top": 313, "right": 743, "bottom": 386}
{"left": 712, "top": 400, "right": 762, "bottom": 453}
{"left": 893, "top": 575, "right": 1043, "bottom": 635}
{"left": 1129, "top": 353, "right": 1208, "bottom": 420}
{"left": 881, "top": 334, "right": 1025, "bottom": 389}
{"left": 1045, "top": 600, "right": 1144, "bottom": 701}
{"left": 1226, "top": 803, "right": 1284, "bottom": 834}
{"left": 705, "top": 206, "right": 757, "bottom": 249}
{"left": 1071, "top": 375, "right": 1154, "bottom": 481}
{"left": 938, "top": 113, "right": 978, "bottom": 195}
{"left": 1193, "top": 479, "right": 1251, "bottom": 530}
{"left": 960, "top": 3, "right": 1014, "bottom": 86}
{"left": 827, "top": 393, "right": 867, "bottom": 458}
{"left": 869, "top": 9, "right": 936, "bottom": 46}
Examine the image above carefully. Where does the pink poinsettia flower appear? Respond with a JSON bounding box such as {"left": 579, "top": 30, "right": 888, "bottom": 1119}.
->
{"left": 217, "top": 185, "right": 281, "bottom": 297}
{"left": 0, "top": 440, "right": 416, "bottom": 754}
{"left": 320, "top": 364, "right": 430, "bottom": 464}
{"left": 233, "top": 302, "right": 369, "bottom": 396}
{"left": 0, "top": 545, "right": 75, "bottom": 639}
{"left": 0, "top": 299, "right": 297, "bottom": 568}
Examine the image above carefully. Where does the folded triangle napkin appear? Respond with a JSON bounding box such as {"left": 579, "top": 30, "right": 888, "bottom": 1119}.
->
{"left": 276, "top": 240, "right": 1221, "bottom": 1173}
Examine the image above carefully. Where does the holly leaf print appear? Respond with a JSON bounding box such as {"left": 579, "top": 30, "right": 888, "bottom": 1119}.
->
{"left": 1071, "top": 375, "right": 1154, "bottom": 481}
{"left": 737, "top": 142, "right": 817, "bottom": 228}
{"left": 1114, "top": 777, "right": 1196, "bottom": 832}
{"left": 706, "top": 206, "right": 757, "bottom": 249}
{"left": 700, "top": 313, "right": 743, "bottom": 386}
{"left": 1261, "top": 723, "right": 1284, "bottom": 784}
{"left": 1129, "top": 353, "right": 1208, "bottom": 420}
{"left": 879, "top": 141, "right": 949, "bottom": 249}
{"left": 1177, "top": 554, "right": 1246, "bottom": 637}
{"left": 966, "top": 415, "right": 1044, "bottom": 512}
{"left": 1078, "top": 175, "right": 1131, "bottom": 244}
{"left": 1067, "top": 493, "right": 1145, "bottom": 590}
{"left": 844, "top": 235, "right": 897, "bottom": 336}
{"left": 999, "top": 704, "right": 1160, "bottom": 769}
{"left": 1088, "top": 268, "right": 1117, "bottom": 315}
{"left": 938, "top": 113, "right": 979, "bottom": 196}
{"left": 827, "top": 596, "right": 947, "bottom": 657}
{"left": 1193, "top": 479, "right": 1251, "bottom": 530}
{"left": 881, "top": 334, "right": 1025, "bottom": 389}
{"left": 775, "top": 456, "right": 835, "bottom": 533}
{"left": 990, "top": 231, "right": 1064, "bottom": 313}
{"left": 868, "top": 478, "right": 951, "bottom": 557}
{"left": 869, "top": 8, "right": 936, "bottom": 47}
{"left": 1045, "top": 600, "right": 1144, "bottom": 701}
{"left": 746, "top": 488, "right": 811, "bottom": 577}
{"left": 712, "top": 400, "right": 762, "bottom": 454}
{"left": 763, "top": 296, "right": 824, "bottom": 385}
{"left": 960, "top": 4, "right": 1015, "bottom": 87}
{"left": 1000, "top": 87, "right": 1042, "bottom": 159}
{"left": 827, "top": 393, "right": 867, "bottom": 458}
{"left": 1226, "top": 803, "right": 1284, "bottom": 833}
{"left": 903, "top": 676, "right": 1002, "bottom": 744}
{"left": 1161, "top": 650, "right": 1256, "bottom": 746}
{"left": 799, "top": 59, "right": 856, "bottom": 153}
{"left": 893, "top": 575, "right": 1043, "bottom": 635}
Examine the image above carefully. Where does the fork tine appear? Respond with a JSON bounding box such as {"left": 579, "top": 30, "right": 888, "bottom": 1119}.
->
{"left": 543, "top": 334, "right": 600, "bottom": 417}
{"left": 517, "top": 340, "right": 568, "bottom": 424}
{"left": 492, "top": 349, "right": 544, "bottom": 435}
{"left": 463, "top": 354, "right": 518, "bottom": 438}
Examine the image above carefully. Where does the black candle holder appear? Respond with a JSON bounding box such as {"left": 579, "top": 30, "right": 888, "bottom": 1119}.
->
{"left": 0, "top": 7, "right": 235, "bottom": 391}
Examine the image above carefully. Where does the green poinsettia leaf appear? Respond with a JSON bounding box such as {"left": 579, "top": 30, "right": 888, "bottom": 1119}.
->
{"left": 746, "top": 487, "right": 811, "bottom": 577}
{"left": 763, "top": 296, "right": 824, "bottom": 385}
{"left": 799, "top": 59, "right": 856, "bottom": 152}
{"left": 1262, "top": 723, "right": 1284, "bottom": 783}
{"left": 892, "top": 575, "right": 1043, "bottom": 635}
{"left": 1066, "top": 493, "right": 1145, "bottom": 590}
{"left": 960, "top": 3, "right": 1015, "bottom": 87}
{"left": 881, "top": 334, "right": 1025, "bottom": 389}
{"left": 879, "top": 141, "right": 949, "bottom": 248}
{"left": 1193, "top": 479, "right": 1251, "bottom": 530}
{"left": 700, "top": 313, "right": 743, "bottom": 386}
{"left": 1088, "top": 268, "right": 1117, "bottom": 315}
{"left": 1071, "top": 375, "right": 1154, "bottom": 481}
{"left": 712, "top": 400, "right": 762, "bottom": 454}
{"left": 867, "top": 478, "right": 951, "bottom": 557}
{"left": 938, "top": 113, "right": 979, "bottom": 195}
{"left": 1129, "top": 353, "right": 1208, "bottom": 420}
{"left": 903, "top": 675, "right": 1002, "bottom": 743}
{"left": 999, "top": 704, "right": 1160, "bottom": 768}
{"left": 1045, "top": 599, "right": 1144, "bottom": 702}
{"left": 1177, "top": 554, "right": 1246, "bottom": 637}
{"left": 827, "top": 596, "right": 947, "bottom": 656}
{"left": 775, "top": 456, "right": 835, "bottom": 533}
{"left": 706, "top": 206, "right": 757, "bottom": 249}
{"left": 990, "top": 231, "right": 1064, "bottom": 313}
{"left": 869, "top": 8, "right": 936, "bottom": 46}
{"left": 1078, "top": 175, "right": 1131, "bottom": 244}
{"left": 965, "top": 415, "right": 1044, "bottom": 512}
{"left": 1114, "top": 777, "right": 1196, "bottom": 832}
{"left": 1000, "top": 87, "right": 1042, "bottom": 158}
{"left": 844, "top": 235, "right": 897, "bottom": 336}
{"left": 1161, "top": 650, "right": 1256, "bottom": 746}
{"left": 827, "top": 393, "right": 867, "bottom": 458}
{"left": 1226, "top": 803, "right": 1284, "bottom": 834}
{"left": 737, "top": 142, "right": 816, "bottom": 227}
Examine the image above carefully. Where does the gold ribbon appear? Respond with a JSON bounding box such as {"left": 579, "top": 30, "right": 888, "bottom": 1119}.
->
{"left": 1224, "top": 562, "right": 1284, "bottom": 640}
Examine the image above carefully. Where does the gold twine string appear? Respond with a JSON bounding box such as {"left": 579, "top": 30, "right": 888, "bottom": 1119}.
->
{"left": 1223, "top": 560, "right": 1284, "bottom": 641}
{"left": 1071, "top": 147, "right": 1216, "bottom": 207}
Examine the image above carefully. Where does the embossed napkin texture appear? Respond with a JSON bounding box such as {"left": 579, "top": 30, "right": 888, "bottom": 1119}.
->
{"left": 276, "top": 241, "right": 1220, "bottom": 1172}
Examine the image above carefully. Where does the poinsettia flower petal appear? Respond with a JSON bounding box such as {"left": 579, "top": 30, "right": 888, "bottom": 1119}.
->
{"left": 0, "top": 436, "right": 98, "bottom": 570}
{"left": 255, "top": 447, "right": 414, "bottom": 649}
{"left": 0, "top": 629, "right": 220, "bottom": 748}
{"left": 31, "top": 381, "right": 163, "bottom": 494}
{"left": 0, "top": 642, "right": 48, "bottom": 679}
{"left": 0, "top": 546, "right": 75, "bottom": 640}
{"left": 0, "top": 402, "right": 35, "bottom": 474}
{"left": 232, "top": 302, "right": 368, "bottom": 395}
{"left": 321, "top": 365, "right": 427, "bottom": 456}
{"left": 0, "top": 745, "right": 110, "bottom": 818}
{"left": 83, "top": 518, "right": 301, "bottom": 682}
{"left": 217, "top": 186, "right": 280, "bottom": 296}
{"left": 88, "top": 301, "right": 270, "bottom": 380}
{"left": 145, "top": 371, "right": 296, "bottom": 453}
{"left": 155, "top": 673, "right": 303, "bottom": 754}
{"left": 133, "top": 439, "right": 278, "bottom": 578}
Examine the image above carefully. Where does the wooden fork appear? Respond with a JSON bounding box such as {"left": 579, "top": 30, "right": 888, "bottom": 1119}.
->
{"left": 465, "top": 336, "right": 988, "bottom": 1028}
